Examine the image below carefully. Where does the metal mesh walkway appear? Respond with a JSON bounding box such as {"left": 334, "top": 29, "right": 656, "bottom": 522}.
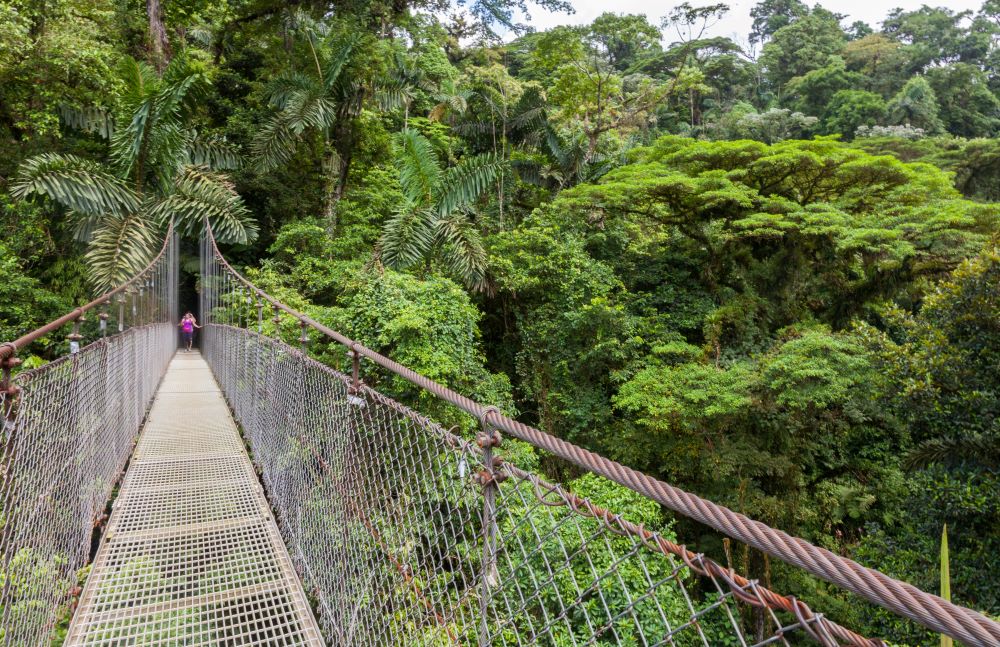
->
{"left": 64, "top": 351, "right": 323, "bottom": 646}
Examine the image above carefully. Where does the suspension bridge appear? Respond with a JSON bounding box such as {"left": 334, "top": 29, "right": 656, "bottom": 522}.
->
{"left": 1, "top": 225, "right": 998, "bottom": 647}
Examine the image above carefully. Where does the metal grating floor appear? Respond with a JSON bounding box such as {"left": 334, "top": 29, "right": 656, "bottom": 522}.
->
{"left": 65, "top": 351, "right": 324, "bottom": 646}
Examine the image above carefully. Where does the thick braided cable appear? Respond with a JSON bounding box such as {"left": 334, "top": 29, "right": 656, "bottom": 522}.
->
{"left": 204, "top": 221, "right": 1000, "bottom": 647}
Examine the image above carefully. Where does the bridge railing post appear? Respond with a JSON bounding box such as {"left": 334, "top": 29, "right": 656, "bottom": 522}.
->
{"left": 475, "top": 407, "right": 504, "bottom": 647}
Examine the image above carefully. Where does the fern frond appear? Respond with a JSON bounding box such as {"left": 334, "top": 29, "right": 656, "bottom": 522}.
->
{"left": 436, "top": 153, "right": 504, "bottom": 216}
{"left": 185, "top": 25, "right": 214, "bottom": 49}
{"left": 435, "top": 210, "right": 488, "bottom": 290}
{"left": 377, "top": 206, "right": 435, "bottom": 270}
{"left": 150, "top": 166, "right": 258, "bottom": 244}
{"left": 394, "top": 129, "right": 442, "bottom": 205}
{"left": 85, "top": 212, "right": 158, "bottom": 292}
{"left": 13, "top": 153, "right": 140, "bottom": 216}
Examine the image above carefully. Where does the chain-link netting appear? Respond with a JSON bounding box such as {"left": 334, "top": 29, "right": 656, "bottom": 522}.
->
{"left": 199, "top": 234, "right": 884, "bottom": 647}
{"left": 0, "top": 234, "right": 178, "bottom": 646}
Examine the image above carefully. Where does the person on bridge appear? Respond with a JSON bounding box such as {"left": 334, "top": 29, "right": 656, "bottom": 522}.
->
{"left": 178, "top": 312, "right": 201, "bottom": 351}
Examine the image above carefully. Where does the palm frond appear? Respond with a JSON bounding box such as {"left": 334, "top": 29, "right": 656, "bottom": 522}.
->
{"left": 435, "top": 210, "right": 488, "bottom": 290}
{"left": 149, "top": 166, "right": 258, "bottom": 244}
{"left": 251, "top": 117, "right": 298, "bottom": 172}
{"left": 283, "top": 92, "right": 338, "bottom": 134}
{"left": 85, "top": 211, "right": 158, "bottom": 292}
{"left": 265, "top": 71, "right": 323, "bottom": 110}
{"left": 157, "top": 57, "right": 208, "bottom": 119}
{"left": 187, "top": 132, "right": 242, "bottom": 170}
{"left": 145, "top": 120, "right": 190, "bottom": 190}
{"left": 429, "top": 91, "right": 470, "bottom": 121}
{"left": 904, "top": 434, "right": 1000, "bottom": 471}
{"left": 324, "top": 32, "right": 361, "bottom": 90}
{"left": 118, "top": 57, "right": 158, "bottom": 107}
{"left": 374, "top": 79, "right": 415, "bottom": 112}
{"left": 377, "top": 206, "right": 436, "bottom": 270}
{"left": 394, "top": 129, "right": 442, "bottom": 205}
{"left": 111, "top": 96, "right": 155, "bottom": 178}
{"left": 436, "top": 153, "right": 504, "bottom": 216}
{"left": 12, "top": 153, "right": 140, "bottom": 216}
{"left": 59, "top": 105, "right": 115, "bottom": 139}
{"left": 511, "top": 158, "right": 547, "bottom": 187}
{"left": 450, "top": 120, "right": 496, "bottom": 136}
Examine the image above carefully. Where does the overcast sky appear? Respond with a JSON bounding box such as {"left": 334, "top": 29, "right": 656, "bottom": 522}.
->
{"left": 514, "top": 0, "right": 986, "bottom": 45}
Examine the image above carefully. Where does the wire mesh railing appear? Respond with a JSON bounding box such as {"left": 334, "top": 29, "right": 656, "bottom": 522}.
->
{"left": 200, "top": 225, "right": 1000, "bottom": 647}
{"left": 0, "top": 229, "right": 178, "bottom": 647}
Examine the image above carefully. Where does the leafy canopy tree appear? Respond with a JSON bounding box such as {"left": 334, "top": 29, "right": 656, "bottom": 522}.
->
{"left": 822, "top": 90, "right": 886, "bottom": 138}
{"left": 376, "top": 128, "right": 503, "bottom": 290}
{"left": 0, "top": 0, "right": 120, "bottom": 139}
{"left": 925, "top": 63, "right": 1000, "bottom": 138}
{"left": 759, "top": 8, "right": 846, "bottom": 92}
{"left": 848, "top": 249, "right": 1000, "bottom": 637}
{"left": 13, "top": 56, "right": 257, "bottom": 291}
{"left": 523, "top": 16, "right": 670, "bottom": 156}
{"left": 881, "top": 6, "right": 994, "bottom": 74}
{"left": 885, "top": 76, "right": 944, "bottom": 134}
{"left": 784, "top": 56, "right": 864, "bottom": 117}
{"left": 842, "top": 34, "right": 907, "bottom": 98}
{"left": 749, "top": 0, "right": 808, "bottom": 45}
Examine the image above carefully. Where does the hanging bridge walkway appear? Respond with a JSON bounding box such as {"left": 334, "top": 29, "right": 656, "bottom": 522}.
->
{"left": 1, "top": 223, "right": 999, "bottom": 647}
{"left": 64, "top": 351, "right": 323, "bottom": 645}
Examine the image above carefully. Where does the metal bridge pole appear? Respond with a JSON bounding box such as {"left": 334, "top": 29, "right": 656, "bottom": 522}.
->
{"left": 476, "top": 407, "right": 503, "bottom": 647}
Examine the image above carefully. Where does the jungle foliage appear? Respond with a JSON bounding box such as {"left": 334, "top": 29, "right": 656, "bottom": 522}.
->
{"left": 3, "top": 0, "right": 1000, "bottom": 642}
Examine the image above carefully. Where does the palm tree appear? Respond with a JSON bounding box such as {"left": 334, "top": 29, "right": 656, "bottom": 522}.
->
{"left": 251, "top": 14, "right": 368, "bottom": 229}
{"left": 252, "top": 15, "right": 437, "bottom": 229}
{"left": 376, "top": 128, "right": 503, "bottom": 290}
{"left": 512, "top": 125, "right": 620, "bottom": 191}
{"left": 13, "top": 56, "right": 257, "bottom": 291}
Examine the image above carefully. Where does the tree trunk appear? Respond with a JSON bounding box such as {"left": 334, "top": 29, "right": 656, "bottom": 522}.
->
{"left": 147, "top": 0, "right": 171, "bottom": 73}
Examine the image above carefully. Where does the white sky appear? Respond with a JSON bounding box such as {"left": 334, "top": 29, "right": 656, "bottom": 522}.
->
{"left": 515, "top": 0, "right": 987, "bottom": 45}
